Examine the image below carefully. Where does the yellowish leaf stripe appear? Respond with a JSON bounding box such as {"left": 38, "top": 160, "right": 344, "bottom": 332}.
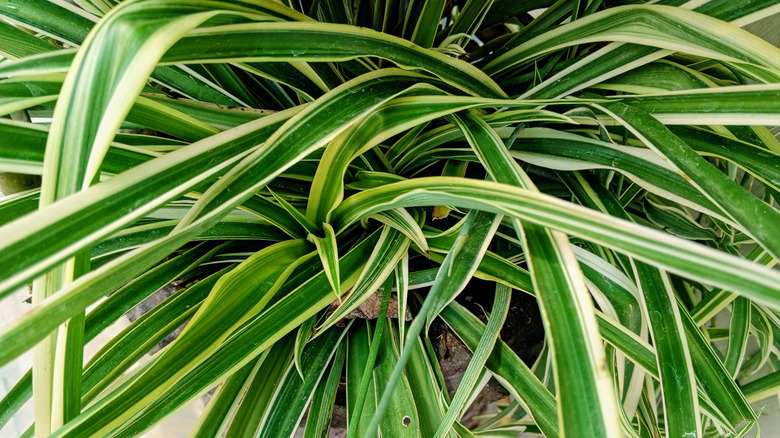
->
{"left": 520, "top": 0, "right": 780, "bottom": 99}
{"left": 432, "top": 284, "right": 509, "bottom": 438}
{"left": 428, "top": 239, "right": 752, "bottom": 431}
{"left": 315, "top": 227, "right": 409, "bottom": 335}
{"left": 305, "top": 92, "right": 586, "bottom": 224}
{"left": 365, "top": 209, "right": 428, "bottom": 253}
{"left": 371, "top": 317, "right": 420, "bottom": 438}
{"left": 176, "top": 69, "right": 534, "bottom": 235}
{"left": 0, "top": 106, "right": 300, "bottom": 300}
{"left": 616, "top": 84, "right": 780, "bottom": 126}
{"left": 484, "top": 5, "right": 780, "bottom": 78}
{"left": 454, "top": 113, "right": 621, "bottom": 438}
{"left": 310, "top": 223, "right": 341, "bottom": 302}
{"left": 163, "top": 21, "right": 505, "bottom": 98}
{"left": 596, "top": 102, "right": 780, "bottom": 262}
{"left": 393, "top": 254, "right": 410, "bottom": 351}
{"left": 366, "top": 210, "right": 501, "bottom": 438}
{"left": 439, "top": 301, "right": 559, "bottom": 438}
{"left": 254, "top": 328, "right": 347, "bottom": 438}
{"left": 0, "top": 0, "right": 315, "bottom": 105}
{"left": 331, "top": 177, "right": 780, "bottom": 309}
{"left": 53, "top": 229, "right": 382, "bottom": 437}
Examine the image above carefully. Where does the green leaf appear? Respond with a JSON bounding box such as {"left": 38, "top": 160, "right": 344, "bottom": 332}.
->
{"left": 433, "top": 283, "right": 510, "bottom": 438}
{"left": 0, "top": 106, "right": 299, "bottom": 299}
{"left": 618, "top": 85, "right": 780, "bottom": 126}
{"left": 508, "top": 127, "right": 723, "bottom": 217}
{"left": 345, "top": 285, "right": 393, "bottom": 438}
{"left": 423, "top": 210, "right": 501, "bottom": 326}
{"left": 485, "top": 5, "right": 780, "bottom": 79}
{"left": 562, "top": 169, "right": 700, "bottom": 434}
{"left": 0, "top": 370, "right": 32, "bottom": 431}
{"left": 316, "top": 227, "right": 409, "bottom": 335}
{"left": 366, "top": 209, "right": 499, "bottom": 437}
{"left": 366, "top": 209, "right": 428, "bottom": 254}
{"left": 671, "top": 126, "right": 780, "bottom": 193}
{"left": 178, "top": 70, "right": 444, "bottom": 230}
{"left": 84, "top": 241, "right": 224, "bottom": 342}
{"left": 54, "top": 239, "right": 310, "bottom": 436}
{"left": 453, "top": 112, "right": 620, "bottom": 437}
{"left": 310, "top": 223, "right": 341, "bottom": 303}
{"left": 303, "top": 341, "right": 346, "bottom": 438}
{"left": 445, "top": 0, "right": 494, "bottom": 43}
{"left": 0, "top": 187, "right": 39, "bottom": 226}
{"left": 372, "top": 318, "right": 420, "bottom": 438}
{"left": 394, "top": 253, "right": 410, "bottom": 348}
{"left": 331, "top": 177, "right": 780, "bottom": 311}
{"left": 439, "top": 301, "right": 559, "bottom": 438}
{"left": 407, "top": 0, "right": 445, "bottom": 48}
{"left": 42, "top": 2, "right": 233, "bottom": 201}
{"left": 0, "top": 20, "right": 59, "bottom": 58}
{"left": 187, "top": 351, "right": 258, "bottom": 438}
{"left": 742, "top": 369, "right": 780, "bottom": 403}
{"left": 224, "top": 336, "right": 295, "bottom": 438}
{"left": 521, "top": 0, "right": 780, "bottom": 100}
{"left": 269, "top": 188, "right": 319, "bottom": 236}
{"left": 293, "top": 315, "right": 318, "bottom": 380}
{"left": 0, "top": 0, "right": 94, "bottom": 47}
{"left": 164, "top": 21, "right": 506, "bottom": 98}
{"left": 401, "top": 327, "right": 447, "bottom": 437}
{"left": 679, "top": 303, "right": 756, "bottom": 430}
{"left": 724, "top": 297, "right": 751, "bottom": 378}
{"left": 631, "top": 263, "right": 700, "bottom": 437}
{"left": 255, "top": 324, "right": 347, "bottom": 438}
{"left": 52, "top": 229, "right": 382, "bottom": 437}
{"left": 304, "top": 92, "right": 577, "bottom": 225}
{"left": 82, "top": 266, "right": 229, "bottom": 402}
{"left": 346, "top": 321, "right": 377, "bottom": 438}
{"left": 596, "top": 101, "right": 780, "bottom": 261}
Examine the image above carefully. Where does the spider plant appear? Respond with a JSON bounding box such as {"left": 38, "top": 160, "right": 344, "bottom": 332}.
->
{"left": 1, "top": 0, "right": 780, "bottom": 437}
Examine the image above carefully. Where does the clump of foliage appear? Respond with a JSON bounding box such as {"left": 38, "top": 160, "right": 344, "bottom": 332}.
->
{"left": 1, "top": 0, "right": 780, "bottom": 437}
